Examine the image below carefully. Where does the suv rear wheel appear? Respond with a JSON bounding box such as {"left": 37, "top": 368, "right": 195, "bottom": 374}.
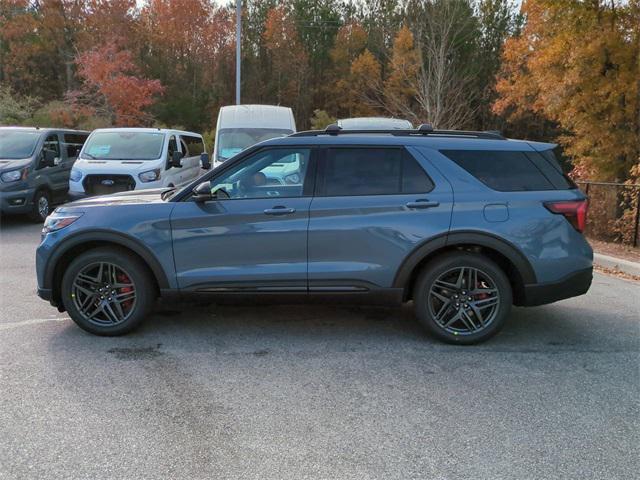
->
{"left": 414, "top": 252, "right": 512, "bottom": 344}
{"left": 61, "top": 248, "right": 156, "bottom": 336}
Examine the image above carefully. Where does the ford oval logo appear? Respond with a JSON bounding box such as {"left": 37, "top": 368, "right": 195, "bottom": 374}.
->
{"left": 101, "top": 179, "right": 115, "bottom": 186}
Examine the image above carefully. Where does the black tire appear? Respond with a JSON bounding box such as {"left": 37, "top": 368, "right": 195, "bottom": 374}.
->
{"left": 61, "top": 247, "right": 156, "bottom": 336}
{"left": 28, "top": 189, "right": 50, "bottom": 223}
{"left": 413, "top": 251, "right": 512, "bottom": 345}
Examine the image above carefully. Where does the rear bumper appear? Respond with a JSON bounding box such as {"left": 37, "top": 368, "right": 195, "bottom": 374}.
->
{"left": 521, "top": 267, "right": 593, "bottom": 306}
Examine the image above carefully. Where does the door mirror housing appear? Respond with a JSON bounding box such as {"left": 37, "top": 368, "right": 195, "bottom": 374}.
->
{"left": 42, "top": 149, "right": 57, "bottom": 168}
{"left": 170, "top": 150, "right": 184, "bottom": 168}
{"left": 200, "top": 152, "right": 211, "bottom": 170}
{"left": 192, "top": 181, "right": 212, "bottom": 202}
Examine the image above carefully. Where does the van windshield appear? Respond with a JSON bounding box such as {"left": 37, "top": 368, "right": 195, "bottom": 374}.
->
{"left": 0, "top": 130, "right": 40, "bottom": 159}
{"left": 82, "top": 132, "right": 165, "bottom": 160}
{"left": 216, "top": 128, "right": 293, "bottom": 161}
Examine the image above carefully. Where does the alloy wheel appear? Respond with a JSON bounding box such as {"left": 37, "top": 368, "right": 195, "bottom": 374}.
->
{"left": 71, "top": 262, "right": 137, "bottom": 326}
{"left": 428, "top": 266, "right": 500, "bottom": 336}
{"left": 38, "top": 195, "right": 49, "bottom": 219}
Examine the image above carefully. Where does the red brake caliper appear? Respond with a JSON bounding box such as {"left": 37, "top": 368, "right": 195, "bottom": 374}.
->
{"left": 117, "top": 273, "right": 134, "bottom": 312}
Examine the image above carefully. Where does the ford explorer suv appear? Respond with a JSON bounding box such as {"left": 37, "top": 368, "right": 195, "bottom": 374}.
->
{"left": 0, "top": 127, "right": 88, "bottom": 221}
{"left": 36, "top": 125, "right": 592, "bottom": 344}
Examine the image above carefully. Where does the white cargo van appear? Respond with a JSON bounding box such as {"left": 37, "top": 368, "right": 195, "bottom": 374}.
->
{"left": 213, "top": 105, "right": 296, "bottom": 167}
{"left": 69, "top": 128, "right": 209, "bottom": 198}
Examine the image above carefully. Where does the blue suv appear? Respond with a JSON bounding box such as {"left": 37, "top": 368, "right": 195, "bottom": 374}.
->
{"left": 36, "top": 125, "right": 592, "bottom": 344}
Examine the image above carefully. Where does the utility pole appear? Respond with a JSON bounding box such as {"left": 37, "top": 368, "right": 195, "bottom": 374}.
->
{"left": 235, "top": 0, "right": 241, "bottom": 105}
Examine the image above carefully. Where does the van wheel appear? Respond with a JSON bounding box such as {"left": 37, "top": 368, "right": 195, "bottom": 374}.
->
{"left": 413, "top": 252, "right": 512, "bottom": 345}
{"left": 29, "top": 189, "right": 50, "bottom": 222}
{"left": 61, "top": 248, "right": 156, "bottom": 336}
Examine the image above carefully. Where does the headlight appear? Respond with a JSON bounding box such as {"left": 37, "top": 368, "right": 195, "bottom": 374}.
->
{"left": 284, "top": 173, "right": 300, "bottom": 184}
{"left": 138, "top": 169, "right": 161, "bottom": 183}
{"left": 42, "top": 212, "right": 83, "bottom": 234}
{"left": 1, "top": 167, "right": 27, "bottom": 183}
{"left": 69, "top": 169, "right": 82, "bottom": 182}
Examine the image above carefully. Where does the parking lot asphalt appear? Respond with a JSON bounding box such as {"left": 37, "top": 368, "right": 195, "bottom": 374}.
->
{"left": 1, "top": 215, "right": 639, "bottom": 480}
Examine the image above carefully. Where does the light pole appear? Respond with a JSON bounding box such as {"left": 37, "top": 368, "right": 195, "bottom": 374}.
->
{"left": 235, "top": 0, "right": 241, "bottom": 105}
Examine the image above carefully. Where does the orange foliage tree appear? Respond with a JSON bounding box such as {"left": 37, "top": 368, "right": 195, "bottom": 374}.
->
{"left": 493, "top": 0, "right": 639, "bottom": 181}
{"left": 70, "top": 42, "right": 164, "bottom": 126}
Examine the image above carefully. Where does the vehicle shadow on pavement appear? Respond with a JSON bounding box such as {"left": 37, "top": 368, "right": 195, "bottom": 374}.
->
{"left": 45, "top": 296, "right": 633, "bottom": 359}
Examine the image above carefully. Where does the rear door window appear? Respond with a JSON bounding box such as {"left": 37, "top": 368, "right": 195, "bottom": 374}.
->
{"left": 440, "top": 150, "right": 557, "bottom": 191}
{"left": 319, "top": 148, "right": 434, "bottom": 196}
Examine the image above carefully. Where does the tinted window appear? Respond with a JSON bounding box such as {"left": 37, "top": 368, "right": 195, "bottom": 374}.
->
{"left": 526, "top": 151, "right": 575, "bottom": 189}
{"left": 63, "top": 133, "right": 88, "bottom": 158}
{"left": 320, "top": 148, "right": 433, "bottom": 196}
{"left": 182, "top": 135, "right": 205, "bottom": 156}
{"left": 440, "top": 150, "right": 555, "bottom": 191}
{"left": 208, "top": 148, "right": 311, "bottom": 200}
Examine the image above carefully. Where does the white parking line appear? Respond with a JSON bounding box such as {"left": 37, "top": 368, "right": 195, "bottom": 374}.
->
{"left": 0, "top": 317, "right": 70, "bottom": 330}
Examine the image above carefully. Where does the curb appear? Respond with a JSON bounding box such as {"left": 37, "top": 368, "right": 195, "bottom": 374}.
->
{"left": 593, "top": 253, "right": 640, "bottom": 277}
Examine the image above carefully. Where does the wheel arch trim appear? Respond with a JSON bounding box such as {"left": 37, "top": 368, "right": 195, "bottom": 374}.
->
{"left": 393, "top": 230, "right": 537, "bottom": 289}
{"left": 44, "top": 230, "right": 171, "bottom": 291}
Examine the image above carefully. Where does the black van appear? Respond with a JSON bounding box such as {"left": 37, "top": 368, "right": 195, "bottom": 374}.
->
{"left": 0, "top": 127, "right": 89, "bottom": 221}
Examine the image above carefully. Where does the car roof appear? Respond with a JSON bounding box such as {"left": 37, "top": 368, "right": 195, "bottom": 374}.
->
{"left": 0, "top": 126, "right": 89, "bottom": 134}
{"left": 257, "top": 133, "right": 556, "bottom": 151}
{"left": 90, "top": 127, "right": 202, "bottom": 137}
{"left": 218, "top": 105, "right": 295, "bottom": 130}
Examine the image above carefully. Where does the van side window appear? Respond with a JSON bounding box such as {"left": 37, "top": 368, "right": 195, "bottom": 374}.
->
{"left": 182, "top": 135, "right": 205, "bottom": 156}
{"left": 43, "top": 134, "right": 60, "bottom": 158}
{"left": 319, "top": 148, "right": 434, "bottom": 196}
{"left": 63, "top": 133, "right": 88, "bottom": 158}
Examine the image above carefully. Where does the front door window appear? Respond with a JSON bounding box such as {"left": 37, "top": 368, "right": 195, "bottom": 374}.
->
{"left": 209, "top": 148, "right": 311, "bottom": 199}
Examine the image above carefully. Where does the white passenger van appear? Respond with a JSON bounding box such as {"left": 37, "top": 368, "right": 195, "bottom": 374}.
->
{"left": 213, "top": 105, "right": 296, "bottom": 167}
{"left": 336, "top": 117, "right": 413, "bottom": 130}
{"left": 69, "top": 128, "right": 209, "bottom": 198}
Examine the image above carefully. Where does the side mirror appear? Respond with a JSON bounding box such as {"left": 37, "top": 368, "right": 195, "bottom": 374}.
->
{"left": 42, "top": 149, "right": 57, "bottom": 168}
{"left": 170, "top": 150, "right": 184, "bottom": 168}
{"left": 192, "top": 181, "right": 212, "bottom": 202}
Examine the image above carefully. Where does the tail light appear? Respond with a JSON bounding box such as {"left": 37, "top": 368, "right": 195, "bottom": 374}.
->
{"left": 544, "top": 199, "right": 588, "bottom": 232}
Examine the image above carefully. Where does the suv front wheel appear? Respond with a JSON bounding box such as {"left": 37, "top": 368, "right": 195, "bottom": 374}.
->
{"left": 414, "top": 252, "right": 512, "bottom": 344}
{"left": 61, "top": 248, "right": 156, "bottom": 335}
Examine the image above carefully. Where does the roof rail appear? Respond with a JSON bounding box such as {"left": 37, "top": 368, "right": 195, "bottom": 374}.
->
{"left": 290, "top": 124, "right": 505, "bottom": 140}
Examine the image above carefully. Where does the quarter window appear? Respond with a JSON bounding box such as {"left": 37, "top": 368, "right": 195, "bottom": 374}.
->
{"left": 319, "top": 148, "right": 434, "bottom": 196}
{"left": 440, "top": 150, "right": 556, "bottom": 191}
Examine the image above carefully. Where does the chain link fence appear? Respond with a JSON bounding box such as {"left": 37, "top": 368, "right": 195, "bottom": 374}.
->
{"left": 576, "top": 181, "right": 640, "bottom": 247}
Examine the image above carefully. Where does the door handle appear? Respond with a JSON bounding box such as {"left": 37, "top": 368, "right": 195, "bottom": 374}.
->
{"left": 406, "top": 199, "right": 440, "bottom": 209}
{"left": 264, "top": 206, "right": 296, "bottom": 215}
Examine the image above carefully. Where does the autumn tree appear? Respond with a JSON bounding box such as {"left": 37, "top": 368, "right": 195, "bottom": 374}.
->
{"left": 263, "top": 5, "right": 310, "bottom": 123}
{"left": 70, "top": 42, "right": 164, "bottom": 126}
{"left": 494, "top": 0, "right": 639, "bottom": 181}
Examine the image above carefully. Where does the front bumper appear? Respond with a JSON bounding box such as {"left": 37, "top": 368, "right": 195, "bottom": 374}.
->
{"left": 521, "top": 267, "right": 593, "bottom": 306}
{"left": 0, "top": 187, "right": 35, "bottom": 214}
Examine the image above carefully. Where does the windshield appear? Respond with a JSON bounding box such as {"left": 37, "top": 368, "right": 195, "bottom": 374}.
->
{"left": 0, "top": 130, "right": 40, "bottom": 159}
{"left": 216, "top": 128, "right": 293, "bottom": 161}
{"left": 82, "top": 132, "right": 165, "bottom": 160}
